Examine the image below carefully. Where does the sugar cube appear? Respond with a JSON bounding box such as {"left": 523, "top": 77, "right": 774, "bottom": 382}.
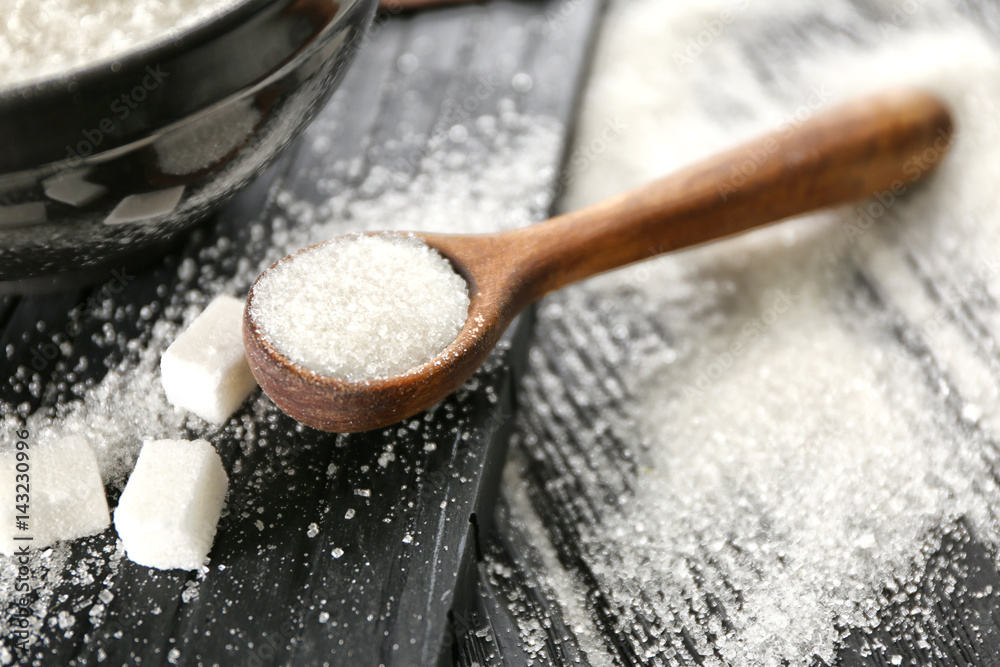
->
{"left": 0, "top": 435, "right": 110, "bottom": 555}
{"left": 160, "top": 294, "right": 257, "bottom": 424}
{"left": 114, "top": 439, "right": 228, "bottom": 570}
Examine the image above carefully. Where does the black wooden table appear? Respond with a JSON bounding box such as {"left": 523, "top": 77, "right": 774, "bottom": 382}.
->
{"left": 5, "top": 1, "right": 1000, "bottom": 666}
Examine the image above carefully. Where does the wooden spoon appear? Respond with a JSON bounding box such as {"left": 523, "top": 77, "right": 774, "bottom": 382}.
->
{"left": 244, "top": 88, "right": 954, "bottom": 433}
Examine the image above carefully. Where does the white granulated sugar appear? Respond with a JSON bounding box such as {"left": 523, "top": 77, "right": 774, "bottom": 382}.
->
{"left": 252, "top": 233, "right": 470, "bottom": 381}
{"left": 0, "top": 0, "right": 243, "bottom": 88}
{"left": 0, "top": 435, "right": 109, "bottom": 555}
{"left": 506, "top": 0, "right": 1000, "bottom": 665}
{"left": 160, "top": 294, "right": 257, "bottom": 424}
{"left": 114, "top": 439, "right": 228, "bottom": 571}
{"left": 0, "top": 314, "right": 200, "bottom": 492}
{"left": 502, "top": 461, "right": 617, "bottom": 667}
{"left": 281, "top": 104, "right": 564, "bottom": 243}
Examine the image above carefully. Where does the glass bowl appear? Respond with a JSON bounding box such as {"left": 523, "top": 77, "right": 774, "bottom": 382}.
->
{"left": 0, "top": 0, "right": 377, "bottom": 288}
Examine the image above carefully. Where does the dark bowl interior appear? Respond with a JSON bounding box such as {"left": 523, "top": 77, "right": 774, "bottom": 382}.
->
{"left": 0, "top": 0, "right": 377, "bottom": 290}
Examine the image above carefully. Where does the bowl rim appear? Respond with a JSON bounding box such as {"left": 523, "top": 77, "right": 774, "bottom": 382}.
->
{"left": 0, "top": 0, "right": 373, "bottom": 176}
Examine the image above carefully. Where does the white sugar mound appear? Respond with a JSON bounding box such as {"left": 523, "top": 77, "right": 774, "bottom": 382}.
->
{"left": 0, "top": 0, "right": 243, "bottom": 88}
{"left": 251, "top": 233, "right": 470, "bottom": 381}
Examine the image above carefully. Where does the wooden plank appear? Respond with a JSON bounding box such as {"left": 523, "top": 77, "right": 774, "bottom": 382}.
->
{"left": 0, "top": 2, "right": 603, "bottom": 666}
{"left": 491, "top": 2, "right": 1000, "bottom": 665}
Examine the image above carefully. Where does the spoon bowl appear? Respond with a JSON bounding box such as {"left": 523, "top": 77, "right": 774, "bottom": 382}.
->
{"left": 245, "top": 88, "right": 954, "bottom": 432}
{"left": 243, "top": 232, "right": 510, "bottom": 432}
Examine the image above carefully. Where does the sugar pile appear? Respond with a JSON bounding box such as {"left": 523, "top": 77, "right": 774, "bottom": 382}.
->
{"left": 0, "top": 0, "right": 243, "bottom": 88}
{"left": 251, "top": 233, "right": 470, "bottom": 381}
{"left": 505, "top": 0, "right": 1000, "bottom": 664}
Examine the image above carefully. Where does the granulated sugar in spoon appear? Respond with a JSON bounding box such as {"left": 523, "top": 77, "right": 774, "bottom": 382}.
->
{"left": 243, "top": 88, "right": 954, "bottom": 432}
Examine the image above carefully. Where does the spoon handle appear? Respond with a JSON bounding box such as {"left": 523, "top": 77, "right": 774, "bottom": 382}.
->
{"left": 508, "top": 88, "right": 953, "bottom": 301}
